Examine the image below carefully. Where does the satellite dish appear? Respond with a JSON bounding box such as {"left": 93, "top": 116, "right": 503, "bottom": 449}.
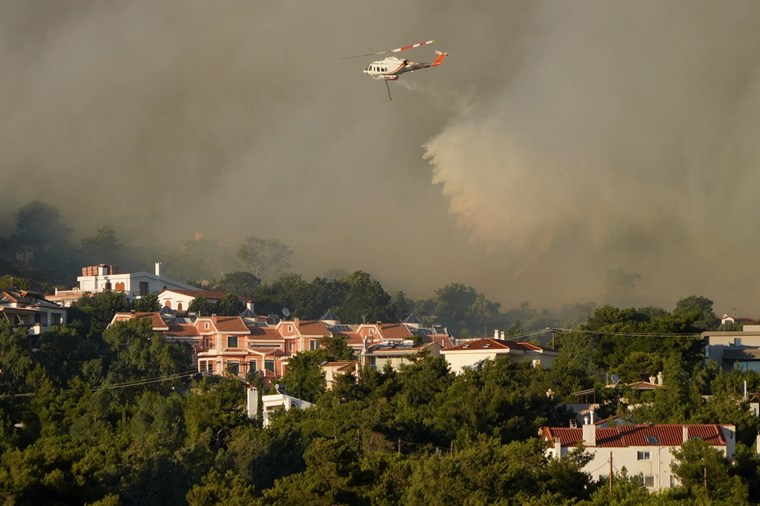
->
{"left": 611, "top": 374, "right": 620, "bottom": 385}
{"left": 282, "top": 307, "right": 291, "bottom": 317}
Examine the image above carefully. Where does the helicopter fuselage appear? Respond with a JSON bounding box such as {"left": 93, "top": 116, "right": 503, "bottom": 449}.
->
{"left": 363, "top": 56, "right": 406, "bottom": 80}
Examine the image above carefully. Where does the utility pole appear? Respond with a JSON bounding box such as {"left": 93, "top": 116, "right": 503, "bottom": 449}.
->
{"left": 609, "top": 451, "right": 614, "bottom": 499}
{"left": 547, "top": 327, "right": 557, "bottom": 350}
{"left": 704, "top": 467, "right": 707, "bottom": 488}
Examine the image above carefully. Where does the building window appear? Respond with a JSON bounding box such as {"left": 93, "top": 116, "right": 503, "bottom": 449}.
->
{"left": 139, "top": 282, "right": 149, "bottom": 297}
{"left": 228, "top": 336, "right": 238, "bottom": 348}
{"left": 288, "top": 325, "right": 293, "bottom": 333}
{"left": 227, "top": 362, "right": 240, "bottom": 375}
{"left": 265, "top": 359, "right": 275, "bottom": 372}
{"left": 637, "top": 451, "right": 651, "bottom": 461}
{"left": 734, "top": 338, "right": 743, "bottom": 346}
{"left": 638, "top": 475, "right": 655, "bottom": 488}
{"left": 309, "top": 340, "right": 319, "bottom": 351}
{"left": 248, "top": 360, "right": 258, "bottom": 372}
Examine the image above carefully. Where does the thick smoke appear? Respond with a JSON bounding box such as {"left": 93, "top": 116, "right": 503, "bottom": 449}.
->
{"left": 424, "top": 2, "right": 760, "bottom": 312}
{"left": 3, "top": 2, "right": 760, "bottom": 312}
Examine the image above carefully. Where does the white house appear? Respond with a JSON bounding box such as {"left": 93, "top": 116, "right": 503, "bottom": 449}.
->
{"left": 246, "top": 386, "right": 313, "bottom": 427}
{"left": 541, "top": 420, "right": 736, "bottom": 491}
{"left": 73, "top": 262, "right": 199, "bottom": 302}
{"left": 441, "top": 338, "right": 558, "bottom": 374}
{"left": 157, "top": 288, "right": 231, "bottom": 313}
{"left": 0, "top": 290, "right": 66, "bottom": 335}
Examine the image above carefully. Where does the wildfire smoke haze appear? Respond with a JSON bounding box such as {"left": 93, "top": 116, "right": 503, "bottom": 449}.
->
{"left": 3, "top": 1, "right": 760, "bottom": 312}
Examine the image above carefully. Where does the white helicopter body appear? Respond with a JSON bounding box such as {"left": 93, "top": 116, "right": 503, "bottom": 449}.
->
{"left": 346, "top": 39, "right": 447, "bottom": 99}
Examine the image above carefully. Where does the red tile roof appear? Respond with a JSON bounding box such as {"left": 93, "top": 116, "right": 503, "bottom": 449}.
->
{"left": 542, "top": 424, "right": 728, "bottom": 448}
{"left": 295, "top": 320, "right": 331, "bottom": 337}
{"left": 200, "top": 316, "right": 248, "bottom": 333}
{"left": 446, "top": 338, "right": 552, "bottom": 353}
{"left": 166, "top": 322, "right": 200, "bottom": 338}
{"left": 247, "top": 326, "right": 284, "bottom": 341}
{"left": 112, "top": 312, "right": 169, "bottom": 331}
{"left": 378, "top": 323, "right": 414, "bottom": 340}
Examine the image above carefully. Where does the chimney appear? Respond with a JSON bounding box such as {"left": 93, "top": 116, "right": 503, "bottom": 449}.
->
{"left": 589, "top": 409, "right": 595, "bottom": 424}
{"left": 554, "top": 437, "right": 562, "bottom": 457}
{"left": 294, "top": 317, "right": 300, "bottom": 326}
{"left": 246, "top": 301, "right": 254, "bottom": 312}
{"left": 500, "top": 330, "right": 506, "bottom": 339}
{"left": 682, "top": 426, "right": 689, "bottom": 443}
{"left": 211, "top": 314, "right": 217, "bottom": 324}
{"left": 657, "top": 371, "right": 664, "bottom": 386}
{"left": 583, "top": 418, "right": 596, "bottom": 447}
{"left": 494, "top": 329, "right": 499, "bottom": 339}
{"left": 649, "top": 375, "right": 657, "bottom": 385}
{"left": 155, "top": 262, "right": 162, "bottom": 276}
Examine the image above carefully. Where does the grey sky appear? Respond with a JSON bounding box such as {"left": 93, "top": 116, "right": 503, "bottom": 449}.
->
{"left": 3, "top": 2, "right": 760, "bottom": 313}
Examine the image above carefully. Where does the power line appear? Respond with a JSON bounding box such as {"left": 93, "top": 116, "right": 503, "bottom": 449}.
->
{"left": 1, "top": 370, "right": 198, "bottom": 398}
{"left": 548, "top": 327, "right": 701, "bottom": 338}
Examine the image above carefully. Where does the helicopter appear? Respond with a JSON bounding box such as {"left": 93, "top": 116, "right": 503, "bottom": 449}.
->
{"left": 344, "top": 40, "right": 448, "bottom": 100}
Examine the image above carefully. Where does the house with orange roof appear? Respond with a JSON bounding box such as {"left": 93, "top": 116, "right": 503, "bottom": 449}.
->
{"left": 275, "top": 318, "right": 333, "bottom": 356}
{"left": 441, "top": 338, "right": 558, "bottom": 374}
{"left": 541, "top": 417, "right": 736, "bottom": 491}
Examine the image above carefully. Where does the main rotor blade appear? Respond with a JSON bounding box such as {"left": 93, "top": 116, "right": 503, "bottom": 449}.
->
{"left": 341, "top": 39, "right": 436, "bottom": 59}
{"left": 340, "top": 51, "right": 387, "bottom": 60}
{"left": 389, "top": 39, "right": 435, "bottom": 54}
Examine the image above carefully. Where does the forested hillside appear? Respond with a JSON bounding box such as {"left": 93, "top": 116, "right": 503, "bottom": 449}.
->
{"left": 1, "top": 293, "right": 759, "bottom": 504}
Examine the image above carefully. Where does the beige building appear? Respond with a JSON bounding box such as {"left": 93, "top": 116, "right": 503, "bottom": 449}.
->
{"left": 441, "top": 338, "right": 558, "bottom": 374}
{"left": 541, "top": 420, "right": 736, "bottom": 491}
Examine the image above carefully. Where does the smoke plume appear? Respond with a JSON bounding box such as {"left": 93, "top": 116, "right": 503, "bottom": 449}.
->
{"left": 3, "top": 2, "right": 760, "bottom": 312}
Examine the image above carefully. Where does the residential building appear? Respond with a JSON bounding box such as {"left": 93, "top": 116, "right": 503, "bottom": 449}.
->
{"left": 157, "top": 288, "right": 229, "bottom": 313}
{"left": 322, "top": 361, "right": 358, "bottom": 389}
{"left": 441, "top": 337, "right": 559, "bottom": 374}
{"left": 276, "top": 318, "right": 333, "bottom": 356}
{"left": 541, "top": 419, "right": 736, "bottom": 491}
{"left": 245, "top": 386, "right": 313, "bottom": 427}
{"left": 361, "top": 339, "right": 445, "bottom": 371}
{"left": 0, "top": 290, "right": 66, "bottom": 335}
{"left": 51, "top": 262, "right": 199, "bottom": 304}
{"left": 702, "top": 325, "right": 760, "bottom": 371}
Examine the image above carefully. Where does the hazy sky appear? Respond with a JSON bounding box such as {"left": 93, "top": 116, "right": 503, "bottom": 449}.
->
{"left": 3, "top": 1, "right": 760, "bottom": 314}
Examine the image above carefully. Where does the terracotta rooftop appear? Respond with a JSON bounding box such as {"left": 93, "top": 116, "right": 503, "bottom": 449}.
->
{"left": 198, "top": 316, "right": 249, "bottom": 333}
{"left": 247, "top": 326, "right": 284, "bottom": 341}
{"left": 446, "top": 338, "right": 551, "bottom": 352}
{"left": 295, "top": 320, "right": 331, "bottom": 336}
{"left": 542, "top": 424, "right": 728, "bottom": 448}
